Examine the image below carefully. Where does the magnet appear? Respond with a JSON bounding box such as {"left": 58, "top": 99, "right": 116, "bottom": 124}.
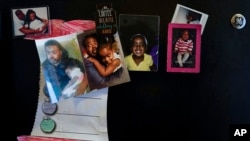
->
{"left": 42, "top": 98, "right": 57, "bottom": 115}
{"left": 40, "top": 116, "right": 56, "bottom": 133}
{"left": 231, "top": 14, "right": 246, "bottom": 29}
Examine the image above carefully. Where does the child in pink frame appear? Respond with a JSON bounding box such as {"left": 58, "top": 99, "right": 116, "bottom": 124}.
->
{"left": 167, "top": 23, "right": 201, "bottom": 73}
{"left": 174, "top": 29, "right": 194, "bottom": 67}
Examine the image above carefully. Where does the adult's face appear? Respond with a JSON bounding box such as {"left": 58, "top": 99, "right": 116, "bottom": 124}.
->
{"left": 84, "top": 37, "right": 98, "bottom": 57}
{"left": 16, "top": 11, "right": 25, "bottom": 20}
{"left": 29, "top": 13, "right": 36, "bottom": 21}
{"left": 131, "top": 37, "right": 146, "bottom": 57}
{"left": 45, "top": 45, "right": 62, "bottom": 66}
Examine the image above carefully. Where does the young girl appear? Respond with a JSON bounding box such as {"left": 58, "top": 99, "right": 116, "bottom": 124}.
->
{"left": 87, "top": 40, "right": 122, "bottom": 77}
{"left": 174, "top": 30, "right": 194, "bottom": 67}
{"left": 124, "top": 34, "right": 154, "bottom": 71}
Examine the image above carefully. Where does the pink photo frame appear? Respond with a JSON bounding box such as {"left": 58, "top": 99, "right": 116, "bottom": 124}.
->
{"left": 166, "top": 23, "right": 201, "bottom": 73}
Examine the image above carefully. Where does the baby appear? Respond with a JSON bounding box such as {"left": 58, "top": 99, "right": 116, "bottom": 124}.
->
{"left": 174, "top": 30, "right": 194, "bottom": 67}
{"left": 61, "top": 62, "right": 84, "bottom": 99}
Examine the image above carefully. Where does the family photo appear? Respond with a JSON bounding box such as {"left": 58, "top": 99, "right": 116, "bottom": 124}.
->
{"left": 77, "top": 30, "right": 130, "bottom": 91}
{"left": 35, "top": 33, "right": 88, "bottom": 103}
{"left": 12, "top": 6, "right": 49, "bottom": 37}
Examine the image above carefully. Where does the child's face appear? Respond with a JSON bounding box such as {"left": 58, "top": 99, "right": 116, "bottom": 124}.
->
{"left": 131, "top": 37, "right": 146, "bottom": 57}
{"left": 99, "top": 47, "right": 114, "bottom": 65}
{"left": 182, "top": 31, "right": 189, "bottom": 40}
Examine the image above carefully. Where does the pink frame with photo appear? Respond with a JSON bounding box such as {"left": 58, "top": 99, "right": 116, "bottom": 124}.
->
{"left": 166, "top": 23, "right": 201, "bottom": 73}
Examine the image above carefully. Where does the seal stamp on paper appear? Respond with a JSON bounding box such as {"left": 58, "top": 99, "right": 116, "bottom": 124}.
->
{"left": 40, "top": 116, "right": 56, "bottom": 133}
{"left": 42, "top": 98, "right": 57, "bottom": 115}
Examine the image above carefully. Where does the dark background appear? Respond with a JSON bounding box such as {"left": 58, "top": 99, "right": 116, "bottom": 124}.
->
{"left": 3, "top": 0, "right": 249, "bottom": 140}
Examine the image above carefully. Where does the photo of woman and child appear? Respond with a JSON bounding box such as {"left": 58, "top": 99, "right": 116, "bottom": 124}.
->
{"left": 13, "top": 7, "right": 49, "bottom": 36}
{"left": 79, "top": 32, "right": 130, "bottom": 91}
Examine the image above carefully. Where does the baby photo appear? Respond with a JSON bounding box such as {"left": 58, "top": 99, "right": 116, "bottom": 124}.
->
{"left": 167, "top": 23, "right": 201, "bottom": 73}
{"left": 171, "top": 4, "right": 208, "bottom": 34}
{"left": 12, "top": 6, "right": 50, "bottom": 37}
{"left": 35, "top": 33, "right": 88, "bottom": 103}
{"left": 119, "top": 14, "right": 160, "bottom": 72}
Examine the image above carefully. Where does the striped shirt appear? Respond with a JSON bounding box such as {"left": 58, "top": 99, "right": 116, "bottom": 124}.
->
{"left": 175, "top": 38, "right": 193, "bottom": 54}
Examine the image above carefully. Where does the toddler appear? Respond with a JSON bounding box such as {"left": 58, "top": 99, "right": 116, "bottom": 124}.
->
{"left": 61, "top": 62, "right": 84, "bottom": 99}
{"left": 174, "top": 30, "right": 193, "bottom": 67}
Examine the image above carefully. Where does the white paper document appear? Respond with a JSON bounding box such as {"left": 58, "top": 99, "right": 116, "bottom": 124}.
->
{"left": 31, "top": 69, "right": 109, "bottom": 141}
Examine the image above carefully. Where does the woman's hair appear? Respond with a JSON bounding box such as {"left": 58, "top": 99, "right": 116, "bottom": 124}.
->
{"left": 24, "top": 9, "right": 43, "bottom": 28}
{"left": 186, "top": 11, "right": 201, "bottom": 23}
{"left": 130, "top": 34, "right": 148, "bottom": 47}
{"left": 98, "top": 40, "right": 119, "bottom": 54}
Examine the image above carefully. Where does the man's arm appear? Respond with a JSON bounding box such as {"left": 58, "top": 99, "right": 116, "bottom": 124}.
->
{"left": 19, "top": 26, "right": 41, "bottom": 34}
{"left": 75, "top": 73, "right": 88, "bottom": 96}
{"left": 84, "top": 59, "right": 107, "bottom": 90}
{"left": 88, "top": 57, "right": 120, "bottom": 77}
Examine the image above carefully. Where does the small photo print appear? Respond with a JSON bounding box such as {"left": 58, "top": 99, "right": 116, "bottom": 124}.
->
{"left": 119, "top": 14, "right": 160, "bottom": 72}
{"left": 166, "top": 23, "right": 201, "bottom": 73}
{"left": 35, "top": 33, "right": 88, "bottom": 103}
{"left": 12, "top": 6, "right": 50, "bottom": 37}
{"left": 171, "top": 4, "right": 208, "bottom": 34}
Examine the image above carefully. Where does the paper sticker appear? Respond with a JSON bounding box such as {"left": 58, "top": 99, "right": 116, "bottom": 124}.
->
{"left": 40, "top": 117, "right": 56, "bottom": 133}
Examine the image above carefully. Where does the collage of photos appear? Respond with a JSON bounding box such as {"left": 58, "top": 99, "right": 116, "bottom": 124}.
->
{"left": 35, "top": 30, "right": 131, "bottom": 103}
{"left": 13, "top": 2, "right": 212, "bottom": 141}
{"left": 12, "top": 6, "right": 50, "bottom": 37}
{"left": 119, "top": 14, "right": 160, "bottom": 72}
{"left": 10, "top": 3, "right": 209, "bottom": 102}
{"left": 166, "top": 3, "right": 208, "bottom": 73}
{"left": 26, "top": 3, "right": 131, "bottom": 103}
